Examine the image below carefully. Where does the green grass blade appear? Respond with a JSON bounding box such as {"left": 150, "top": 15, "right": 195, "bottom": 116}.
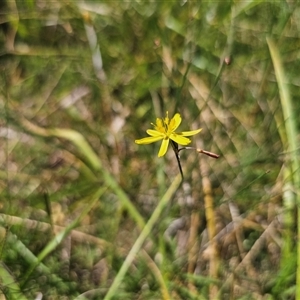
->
{"left": 20, "top": 187, "right": 106, "bottom": 287}
{"left": 267, "top": 36, "right": 300, "bottom": 298}
{"left": 0, "top": 262, "right": 28, "bottom": 300}
{"left": 50, "top": 128, "right": 145, "bottom": 229}
{"left": 6, "top": 232, "right": 68, "bottom": 289}
{"left": 103, "top": 173, "right": 182, "bottom": 300}
{"left": 19, "top": 118, "right": 145, "bottom": 230}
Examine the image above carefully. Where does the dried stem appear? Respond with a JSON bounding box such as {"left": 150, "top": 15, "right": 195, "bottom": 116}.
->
{"left": 178, "top": 147, "right": 220, "bottom": 159}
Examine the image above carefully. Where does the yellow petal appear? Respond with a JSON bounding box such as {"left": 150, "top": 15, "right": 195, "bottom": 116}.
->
{"left": 135, "top": 136, "right": 163, "bottom": 145}
{"left": 170, "top": 134, "right": 191, "bottom": 145}
{"left": 180, "top": 128, "right": 202, "bottom": 136}
{"left": 146, "top": 129, "right": 165, "bottom": 137}
{"left": 169, "top": 113, "right": 182, "bottom": 132}
{"left": 158, "top": 138, "right": 169, "bottom": 157}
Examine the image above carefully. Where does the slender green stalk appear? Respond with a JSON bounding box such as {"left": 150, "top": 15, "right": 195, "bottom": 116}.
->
{"left": 140, "top": 250, "right": 171, "bottom": 300}
{"left": 19, "top": 117, "right": 145, "bottom": 230}
{"left": 103, "top": 174, "right": 182, "bottom": 300}
{"left": 0, "top": 262, "right": 28, "bottom": 300}
{"left": 267, "top": 37, "right": 300, "bottom": 298}
{"left": 21, "top": 187, "right": 106, "bottom": 287}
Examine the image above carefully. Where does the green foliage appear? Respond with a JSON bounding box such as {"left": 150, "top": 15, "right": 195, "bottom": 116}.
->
{"left": 1, "top": 1, "right": 300, "bottom": 299}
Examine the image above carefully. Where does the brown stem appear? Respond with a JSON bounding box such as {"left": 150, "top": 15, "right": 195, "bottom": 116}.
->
{"left": 178, "top": 147, "right": 220, "bottom": 159}
{"left": 197, "top": 149, "right": 220, "bottom": 159}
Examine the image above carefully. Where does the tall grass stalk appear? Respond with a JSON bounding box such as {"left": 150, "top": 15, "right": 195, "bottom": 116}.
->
{"left": 200, "top": 155, "right": 219, "bottom": 299}
{"left": 267, "top": 37, "right": 300, "bottom": 297}
{"left": 103, "top": 174, "right": 182, "bottom": 300}
{"left": 21, "top": 187, "right": 107, "bottom": 287}
{"left": 18, "top": 116, "right": 146, "bottom": 230}
{"left": 0, "top": 262, "right": 28, "bottom": 300}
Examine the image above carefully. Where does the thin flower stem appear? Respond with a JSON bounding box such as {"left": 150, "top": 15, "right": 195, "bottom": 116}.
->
{"left": 171, "top": 140, "right": 184, "bottom": 180}
{"left": 170, "top": 145, "right": 219, "bottom": 180}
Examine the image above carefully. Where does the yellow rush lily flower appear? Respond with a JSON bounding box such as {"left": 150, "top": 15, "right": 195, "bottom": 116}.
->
{"left": 135, "top": 112, "right": 202, "bottom": 157}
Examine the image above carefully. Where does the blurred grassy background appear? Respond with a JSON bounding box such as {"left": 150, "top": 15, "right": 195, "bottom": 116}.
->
{"left": 1, "top": 1, "right": 300, "bottom": 299}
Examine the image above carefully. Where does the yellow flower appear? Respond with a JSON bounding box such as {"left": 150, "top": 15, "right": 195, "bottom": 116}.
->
{"left": 135, "top": 112, "right": 202, "bottom": 157}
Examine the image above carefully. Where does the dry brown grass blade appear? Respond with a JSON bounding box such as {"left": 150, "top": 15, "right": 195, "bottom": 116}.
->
{"left": 218, "top": 219, "right": 278, "bottom": 297}
{"left": 200, "top": 156, "right": 219, "bottom": 299}
{"left": 187, "top": 211, "right": 201, "bottom": 294}
{"left": 0, "top": 213, "right": 109, "bottom": 249}
{"left": 228, "top": 202, "right": 245, "bottom": 260}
